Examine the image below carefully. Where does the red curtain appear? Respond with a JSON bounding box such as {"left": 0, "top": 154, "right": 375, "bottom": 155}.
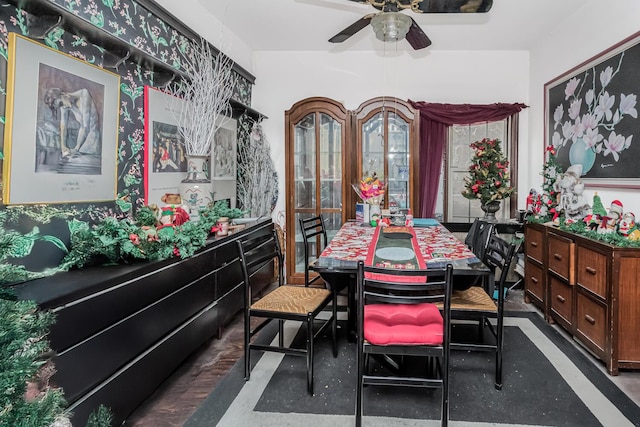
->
{"left": 408, "top": 101, "right": 528, "bottom": 218}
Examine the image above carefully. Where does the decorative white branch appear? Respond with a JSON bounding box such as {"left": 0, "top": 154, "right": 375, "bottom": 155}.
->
{"left": 237, "top": 121, "right": 278, "bottom": 217}
{"left": 169, "top": 38, "right": 237, "bottom": 156}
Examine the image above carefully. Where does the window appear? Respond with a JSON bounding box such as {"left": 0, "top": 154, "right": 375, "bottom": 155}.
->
{"left": 445, "top": 120, "right": 513, "bottom": 222}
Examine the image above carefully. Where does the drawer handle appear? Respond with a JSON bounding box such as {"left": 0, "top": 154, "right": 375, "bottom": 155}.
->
{"left": 586, "top": 267, "right": 596, "bottom": 275}
{"left": 556, "top": 295, "right": 565, "bottom": 303}
{"left": 553, "top": 253, "right": 563, "bottom": 261}
{"left": 530, "top": 242, "right": 538, "bottom": 247}
{"left": 530, "top": 277, "right": 538, "bottom": 284}
{"left": 585, "top": 314, "right": 596, "bottom": 325}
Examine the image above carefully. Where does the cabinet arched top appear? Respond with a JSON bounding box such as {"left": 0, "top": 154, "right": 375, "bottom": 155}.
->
{"left": 354, "top": 97, "right": 417, "bottom": 123}
{"left": 285, "top": 97, "right": 349, "bottom": 123}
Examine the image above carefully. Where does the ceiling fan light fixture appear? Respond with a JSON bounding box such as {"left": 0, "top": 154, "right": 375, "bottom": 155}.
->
{"left": 371, "top": 12, "right": 412, "bottom": 43}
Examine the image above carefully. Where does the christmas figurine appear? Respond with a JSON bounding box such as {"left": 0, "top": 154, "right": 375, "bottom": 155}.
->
{"left": 618, "top": 212, "right": 636, "bottom": 236}
{"left": 538, "top": 145, "right": 562, "bottom": 221}
{"left": 598, "top": 199, "right": 623, "bottom": 234}
{"left": 587, "top": 192, "right": 607, "bottom": 230}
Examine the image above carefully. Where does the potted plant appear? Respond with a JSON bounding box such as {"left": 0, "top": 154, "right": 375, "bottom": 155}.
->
{"left": 461, "top": 138, "right": 514, "bottom": 219}
{"left": 169, "top": 38, "right": 237, "bottom": 220}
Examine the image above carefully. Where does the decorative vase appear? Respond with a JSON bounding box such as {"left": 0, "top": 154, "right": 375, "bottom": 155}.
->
{"left": 480, "top": 200, "right": 501, "bottom": 220}
{"left": 569, "top": 138, "right": 596, "bottom": 175}
{"left": 179, "top": 155, "right": 214, "bottom": 221}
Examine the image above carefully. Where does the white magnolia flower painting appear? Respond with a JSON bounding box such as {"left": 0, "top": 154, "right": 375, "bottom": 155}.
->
{"left": 546, "top": 35, "right": 640, "bottom": 184}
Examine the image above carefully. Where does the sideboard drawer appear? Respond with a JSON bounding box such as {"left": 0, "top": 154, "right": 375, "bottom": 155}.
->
{"left": 549, "top": 275, "right": 573, "bottom": 328}
{"left": 577, "top": 246, "right": 607, "bottom": 299}
{"left": 525, "top": 259, "right": 544, "bottom": 303}
{"left": 525, "top": 226, "right": 544, "bottom": 263}
{"left": 548, "top": 233, "right": 575, "bottom": 283}
{"left": 576, "top": 292, "right": 606, "bottom": 353}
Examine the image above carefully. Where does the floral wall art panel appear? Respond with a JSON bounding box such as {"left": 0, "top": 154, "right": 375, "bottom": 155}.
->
{"left": 545, "top": 31, "right": 640, "bottom": 188}
{"left": 143, "top": 86, "right": 189, "bottom": 207}
{"left": 3, "top": 33, "right": 120, "bottom": 204}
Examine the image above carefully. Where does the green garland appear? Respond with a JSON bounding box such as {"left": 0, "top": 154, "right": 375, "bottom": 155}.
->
{"left": 1, "top": 201, "right": 247, "bottom": 286}
{"left": 61, "top": 201, "right": 246, "bottom": 270}
{"left": 525, "top": 217, "right": 640, "bottom": 248}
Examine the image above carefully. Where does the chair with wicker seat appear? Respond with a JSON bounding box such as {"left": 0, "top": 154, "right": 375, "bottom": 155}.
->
{"left": 449, "top": 233, "right": 516, "bottom": 390}
{"left": 300, "top": 215, "right": 351, "bottom": 321}
{"left": 355, "top": 262, "right": 454, "bottom": 427}
{"left": 299, "top": 215, "right": 329, "bottom": 287}
{"left": 237, "top": 227, "right": 337, "bottom": 395}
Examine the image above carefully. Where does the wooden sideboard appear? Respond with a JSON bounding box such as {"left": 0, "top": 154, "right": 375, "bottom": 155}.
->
{"left": 524, "top": 222, "right": 640, "bottom": 375}
{"left": 11, "top": 219, "right": 274, "bottom": 426}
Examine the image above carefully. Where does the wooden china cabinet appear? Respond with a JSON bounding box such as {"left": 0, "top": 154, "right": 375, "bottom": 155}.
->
{"left": 284, "top": 97, "right": 419, "bottom": 284}
{"left": 353, "top": 97, "right": 419, "bottom": 215}
{"left": 285, "top": 97, "right": 350, "bottom": 284}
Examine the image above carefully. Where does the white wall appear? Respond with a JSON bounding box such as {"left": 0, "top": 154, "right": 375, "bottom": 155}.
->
{"left": 528, "top": 0, "right": 640, "bottom": 215}
{"left": 251, "top": 50, "right": 530, "bottom": 220}
{"left": 158, "top": 0, "right": 640, "bottom": 219}
{"left": 153, "top": 0, "right": 254, "bottom": 73}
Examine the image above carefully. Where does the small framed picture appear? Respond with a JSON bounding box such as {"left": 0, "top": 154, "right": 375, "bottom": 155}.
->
{"left": 143, "top": 86, "right": 189, "bottom": 207}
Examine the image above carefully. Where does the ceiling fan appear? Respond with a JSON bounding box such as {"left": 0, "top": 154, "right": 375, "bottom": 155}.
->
{"left": 328, "top": 0, "right": 493, "bottom": 50}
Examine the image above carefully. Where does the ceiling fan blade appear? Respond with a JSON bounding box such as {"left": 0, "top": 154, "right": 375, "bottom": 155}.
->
{"left": 329, "top": 15, "right": 373, "bottom": 43}
{"left": 411, "top": 0, "right": 493, "bottom": 13}
{"left": 405, "top": 18, "right": 431, "bottom": 50}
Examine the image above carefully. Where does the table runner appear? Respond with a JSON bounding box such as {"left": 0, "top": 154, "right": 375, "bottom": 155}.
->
{"left": 320, "top": 221, "right": 476, "bottom": 266}
{"left": 363, "top": 226, "right": 427, "bottom": 283}
{"left": 365, "top": 226, "right": 426, "bottom": 269}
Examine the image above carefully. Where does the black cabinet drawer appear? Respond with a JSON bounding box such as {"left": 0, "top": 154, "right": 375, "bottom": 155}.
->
{"left": 216, "top": 260, "right": 243, "bottom": 299}
{"left": 54, "top": 274, "right": 215, "bottom": 402}
{"left": 50, "top": 249, "right": 216, "bottom": 351}
{"left": 67, "top": 302, "right": 218, "bottom": 427}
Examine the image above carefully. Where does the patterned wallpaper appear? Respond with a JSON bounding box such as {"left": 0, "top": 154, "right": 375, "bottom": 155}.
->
{"left": 0, "top": 0, "right": 255, "bottom": 274}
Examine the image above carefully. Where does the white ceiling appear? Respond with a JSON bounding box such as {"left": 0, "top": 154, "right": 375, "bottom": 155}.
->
{"left": 199, "top": 0, "right": 587, "bottom": 53}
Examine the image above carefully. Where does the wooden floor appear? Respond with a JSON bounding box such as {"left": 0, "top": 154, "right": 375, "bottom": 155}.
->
{"left": 124, "top": 310, "right": 246, "bottom": 426}
{"left": 124, "top": 288, "right": 640, "bottom": 426}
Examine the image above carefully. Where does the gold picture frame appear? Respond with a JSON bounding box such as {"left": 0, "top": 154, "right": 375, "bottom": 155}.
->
{"left": 2, "top": 33, "right": 121, "bottom": 204}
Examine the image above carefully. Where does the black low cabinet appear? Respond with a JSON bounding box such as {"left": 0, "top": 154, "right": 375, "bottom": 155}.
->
{"left": 12, "top": 220, "right": 274, "bottom": 426}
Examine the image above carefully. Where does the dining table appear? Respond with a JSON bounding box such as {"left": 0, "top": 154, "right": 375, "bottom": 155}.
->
{"left": 311, "top": 219, "right": 491, "bottom": 341}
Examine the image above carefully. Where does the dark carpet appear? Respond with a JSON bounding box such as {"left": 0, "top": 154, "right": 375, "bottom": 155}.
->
{"left": 186, "top": 312, "right": 640, "bottom": 426}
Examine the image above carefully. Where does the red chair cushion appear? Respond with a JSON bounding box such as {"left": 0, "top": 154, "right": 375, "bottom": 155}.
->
{"left": 364, "top": 303, "right": 444, "bottom": 346}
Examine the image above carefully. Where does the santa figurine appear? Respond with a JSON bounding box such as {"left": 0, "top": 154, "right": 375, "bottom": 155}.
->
{"left": 598, "top": 199, "right": 623, "bottom": 234}
{"left": 618, "top": 212, "right": 636, "bottom": 236}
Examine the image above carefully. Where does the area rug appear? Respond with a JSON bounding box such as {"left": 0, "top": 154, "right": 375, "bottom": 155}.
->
{"left": 185, "top": 312, "right": 640, "bottom": 427}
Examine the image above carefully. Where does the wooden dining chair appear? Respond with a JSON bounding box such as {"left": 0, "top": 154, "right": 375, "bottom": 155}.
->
{"left": 449, "top": 233, "right": 516, "bottom": 390}
{"left": 465, "top": 218, "right": 496, "bottom": 263}
{"left": 299, "top": 214, "right": 352, "bottom": 327}
{"left": 299, "top": 214, "right": 328, "bottom": 287}
{"left": 237, "top": 227, "right": 337, "bottom": 395}
{"left": 356, "top": 262, "right": 454, "bottom": 427}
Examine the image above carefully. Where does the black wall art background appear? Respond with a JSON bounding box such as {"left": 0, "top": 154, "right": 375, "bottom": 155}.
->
{"left": 545, "top": 31, "right": 640, "bottom": 188}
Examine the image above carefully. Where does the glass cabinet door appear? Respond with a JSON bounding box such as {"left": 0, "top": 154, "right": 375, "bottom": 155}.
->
{"left": 285, "top": 98, "right": 348, "bottom": 284}
{"left": 386, "top": 112, "right": 410, "bottom": 212}
{"left": 356, "top": 98, "right": 417, "bottom": 214}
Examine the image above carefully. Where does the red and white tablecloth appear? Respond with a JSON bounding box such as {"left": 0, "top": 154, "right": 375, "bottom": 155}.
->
{"left": 320, "top": 221, "right": 476, "bottom": 264}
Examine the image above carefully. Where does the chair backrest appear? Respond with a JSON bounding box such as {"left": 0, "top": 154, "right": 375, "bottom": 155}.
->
{"left": 356, "top": 262, "right": 454, "bottom": 344}
{"left": 484, "top": 234, "right": 516, "bottom": 306}
{"left": 299, "top": 215, "right": 328, "bottom": 287}
{"left": 465, "top": 218, "right": 496, "bottom": 262}
{"left": 237, "top": 227, "right": 284, "bottom": 301}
